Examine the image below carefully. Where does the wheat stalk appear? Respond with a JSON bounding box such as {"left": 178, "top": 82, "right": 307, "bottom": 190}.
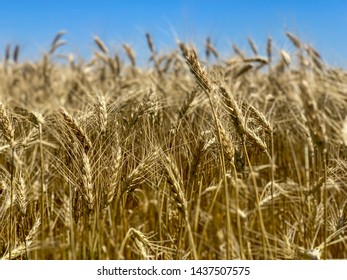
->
{"left": 59, "top": 108, "right": 92, "bottom": 152}
{"left": 106, "top": 146, "right": 122, "bottom": 205}
{"left": 247, "top": 37, "right": 258, "bottom": 55}
{"left": 95, "top": 95, "right": 108, "bottom": 134}
{"left": 81, "top": 152, "right": 94, "bottom": 211}
{"left": 94, "top": 36, "right": 109, "bottom": 54}
{"left": 16, "top": 173, "right": 28, "bottom": 215}
{"left": 1, "top": 216, "right": 41, "bottom": 260}
{"left": 0, "top": 103, "right": 15, "bottom": 146}
{"left": 123, "top": 44, "right": 136, "bottom": 67}
{"left": 215, "top": 118, "right": 235, "bottom": 163}
{"left": 145, "top": 33, "right": 155, "bottom": 54}
{"left": 286, "top": 32, "right": 301, "bottom": 49}
{"left": 205, "top": 37, "right": 219, "bottom": 59}
{"left": 13, "top": 45, "right": 20, "bottom": 63}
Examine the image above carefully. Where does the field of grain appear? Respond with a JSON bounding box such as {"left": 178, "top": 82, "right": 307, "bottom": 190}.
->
{"left": 0, "top": 32, "right": 346, "bottom": 260}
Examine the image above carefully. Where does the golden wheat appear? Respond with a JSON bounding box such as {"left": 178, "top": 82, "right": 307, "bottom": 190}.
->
{"left": 0, "top": 32, "right": 346, "bottom": 260}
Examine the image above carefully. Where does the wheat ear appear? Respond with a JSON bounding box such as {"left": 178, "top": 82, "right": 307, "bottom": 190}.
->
{"left": 59, "top": 108, "right": 92, "bottom": 152}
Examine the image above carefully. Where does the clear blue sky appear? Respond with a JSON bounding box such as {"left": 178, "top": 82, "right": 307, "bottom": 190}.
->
{"left": 0, "top": 0, "right": 346, "bottom": 67}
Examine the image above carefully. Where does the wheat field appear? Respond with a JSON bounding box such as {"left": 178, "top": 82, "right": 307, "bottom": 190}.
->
{"left": 0, "top": 32, "right": 346, "bottom": 260}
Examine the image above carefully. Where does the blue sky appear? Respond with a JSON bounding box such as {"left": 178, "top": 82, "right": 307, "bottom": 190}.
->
{"left": 0, "top": 0, "right": 346, "bottom": 67}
